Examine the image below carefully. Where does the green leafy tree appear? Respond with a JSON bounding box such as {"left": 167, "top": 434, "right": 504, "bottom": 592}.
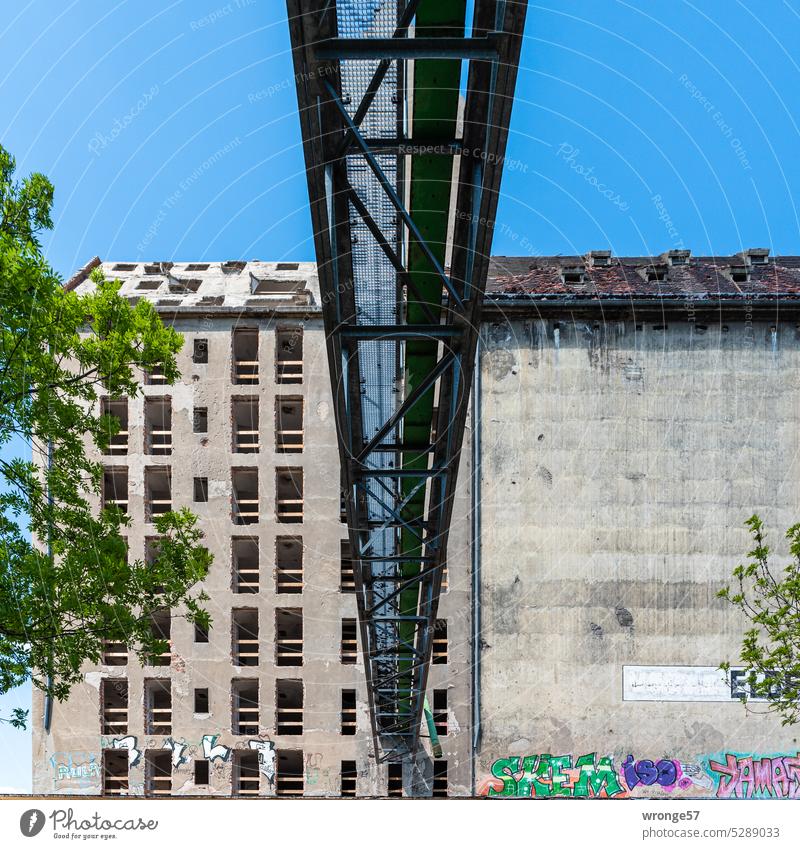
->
{"left": 719, "top": 515, "right": 800, "bottom": 725}
{"left": 0, "top": 145, "right": 211, "bottom": 727}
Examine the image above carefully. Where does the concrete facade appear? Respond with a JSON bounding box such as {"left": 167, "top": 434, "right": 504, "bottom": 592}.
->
{"left": 475, "top": 280, "right": 800, "bottom": 798}
{"left": 32, "top": 260, "right": 471, "bottom": 797}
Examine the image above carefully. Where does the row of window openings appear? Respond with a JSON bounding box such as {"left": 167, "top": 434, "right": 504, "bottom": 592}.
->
{"left": 99, "top": 535, "right": 445, "bottom": 597}
{"left": 102, "top": 396, "right": 303, "bottom": 456}
{"left": 102, "top": 467, "right": 304, "bottom": 524}
{"left": 102, "top": 751, "right": 447, "bottom": 798}
{"left": 144, "top": 329, "right": 303, "bottom": 387}
{"left": 101, "top": 680, "right": 448, "bottom": 739}
{"left": 103, "top": 609, "right": 448, "bottom": 669}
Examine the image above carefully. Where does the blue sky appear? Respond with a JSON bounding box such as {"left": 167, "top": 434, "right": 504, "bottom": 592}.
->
{"left": 2, "top": 0, "right": 799, "bottom": 793}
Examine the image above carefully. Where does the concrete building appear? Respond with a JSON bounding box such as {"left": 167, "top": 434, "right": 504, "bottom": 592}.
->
{"left": 32, "top": 258, "right": 472, "bottom": 797}
{"left": 475, "top": 251, "right": 800, "bottom": 799}
{"left": 33, "top": 249, "right": 800, "bottom": 799}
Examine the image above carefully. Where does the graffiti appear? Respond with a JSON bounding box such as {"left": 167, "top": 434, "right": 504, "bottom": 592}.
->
{"left": 162, "top": 738, "right": 190, "bottom": 768}
{"left": 249, "top": 740, "right": 275, "bottom": 785}
{"left": 621, "top": 756, "right": 689, "bottom": 792}
{"left": 49, "top": 753, "right": 101, "bottom": 789}
{"left": 707, "top": 753, "right": 800, "bottom": 799}
{"left": 305, "top": 752, "right": 323, "bottom": 786}
{"left": 109, "top": 736, "right": 142, "bottom": 768}
{"left": 486, "top": 753, "right": 625, "bottom": 798}
{"left": 202, "top": 734, "right": 232, "bottom": 763}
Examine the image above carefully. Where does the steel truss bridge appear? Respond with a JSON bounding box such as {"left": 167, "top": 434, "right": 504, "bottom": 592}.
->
{"left": 287, "top": 0, "right": 526, "bottom": 766}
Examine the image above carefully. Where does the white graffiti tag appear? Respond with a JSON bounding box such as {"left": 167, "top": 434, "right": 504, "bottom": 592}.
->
{"left": 162, "top": 738, "right": 189, "bottom": 768}
{"left": 249, "top": 740, "right": 275, "bottom": 784}
{"left": 202, "top": 734, "right": 231, "bottom": 762}
{"left": 111, "top": 736, "right": 142, "bottom": 767}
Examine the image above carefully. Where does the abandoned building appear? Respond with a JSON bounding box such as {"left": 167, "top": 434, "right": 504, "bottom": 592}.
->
{"left": 476, "top": 251, "right": 800, "bottom": 798}
{"left": 32, "top": 259, "right": 471, "bottom": 797}
{"left": 32, "top": 250, "right": 800, "bottom": 798}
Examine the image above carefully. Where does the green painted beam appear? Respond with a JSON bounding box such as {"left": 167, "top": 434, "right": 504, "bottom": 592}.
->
{"left": 397, "top": 0, "right": 466, "bottom": 724}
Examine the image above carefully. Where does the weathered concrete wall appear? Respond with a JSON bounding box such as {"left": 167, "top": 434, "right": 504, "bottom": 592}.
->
{"left": 32, "top": 261, "right": 472, "bottom": 797}
{"left": 477, "top": 316, "right": 800, "bottom": 799}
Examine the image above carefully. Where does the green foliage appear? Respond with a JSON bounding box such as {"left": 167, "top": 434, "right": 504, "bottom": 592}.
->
{"left": 719, "top": 515, "right": 800, "bottom": 725}
{"left": 0, "top": 708, "right": 30, "bottom": 730}
{"left": 0, "top": 144, "right": 211, "bottom": 706}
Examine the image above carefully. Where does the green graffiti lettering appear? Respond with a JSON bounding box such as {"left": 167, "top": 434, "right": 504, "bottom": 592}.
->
{"left": 488, "top": 756, "right": 522, "bottom": 797}
{"left": 573, "top": 753, "right": 624, "bottom": 798}
{"left": 549, "top": 755, "right": 572, "bottom": 796}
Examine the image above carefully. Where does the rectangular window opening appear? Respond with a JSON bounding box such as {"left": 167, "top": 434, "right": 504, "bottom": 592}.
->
{"left": 193, "top": 406, "right": 208, "bottom": 433}
{"left": 433, "top": 689, "right": 448, "bottom": 737}
{"left": 387, "top": 763, "right": 403, "bottom": 797}
{"left": 276, "top": 467, "right": 303, "bottom": 523}
{"left": 194, "top": 688, "right": 209, "bottom": 714}
{"left": 276, "top": 679, "right": 303, "bottom": 735}
{"left": 341, "top": 760, "right": 357, "bottom": 798}
{"left": 232, "top": 537, "right": 259, "bottom": 594}
{"left": 234, "top": 751, "right": 260, "bottom": 797}
{"left": 144, "top": 397, "right": 172, "bottom": 455}
{"left": 193, "top": 338, "right": 209, "bottom": 363}
{"left": 275, "top": 327, "right": 303, "bottom": 384}
{"left": 275, "top": 608, "right": 303, "bottom": 667}
{"left": 275, "top": 396, "right": 303, "bottom": 453}
{"left": 433, "top": 620, "right": 448, "bottom": 665}
{"left": 144, "top": 467, "right": 171, "bottom": 521}
{"left": 147, "top": 608, "right": 171, "bottom": 666}
{"left": 232, "top": 468, "right": 259, "bottom": 525}
{"left": 145, "top": 750, "right": 172, "bottom": 797}
{"left": 232, "top": 608, "right": 259, "bottom": 667}
{"left": 276, "top": 536, "right": 303, "bottom": 594}
{"left": 232, "top": 679, "right": 259, "bottom": 736}
{"left": 101, "top": 679, "right": 128, "bottom": 735}
{"left": 233, "top": 328, "right": 259, "bottom": 385}
{"left": 103, "top": 467, "right": 128, "bottom": 515}
{"left": 232, "top": 398, "right": 259, "bottom": 453}
{"left": 341, "top": 689, "right": 356, "bottom": 736}
{"left": 102, "top": 750, "right": 129, "bottom": 797}
{"left": 194, "top": 759, "right": 210, "bottom": 785}
{"left": 144, "top": 679, "right": 172, "bottom": 735}
{"left": 340, "top": 539, "right": 355, "bottom": 592}
{"left": 101, "top": 398, "right": 128, "bottom": 455}
{"left": 194, "top": 476, "right": 209, "bottom": 503}
{"left": 341, "top": 619, "right": 357, "bottom": 664}
{"left": 276, "top": 750, "right": 304, "bottom": 797}
{"left": 432, "top": 760, "right": 448, "bottom": 798}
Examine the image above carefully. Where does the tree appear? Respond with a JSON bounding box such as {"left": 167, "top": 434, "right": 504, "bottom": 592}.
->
{"left": 719, "top": 515, "right": 800, "bottom": 725}
{"left": 0, "top": 145, "right": 211, "bottom": 727}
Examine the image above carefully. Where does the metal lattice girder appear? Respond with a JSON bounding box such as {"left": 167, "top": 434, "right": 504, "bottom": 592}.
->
{"left": 286, "top": 0, "right": 527, "bottom": 762}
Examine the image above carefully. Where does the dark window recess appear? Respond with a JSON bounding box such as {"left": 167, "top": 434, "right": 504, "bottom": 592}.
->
{"left": 276, "top": 262, "right": 299, "bottom": 271}
{"left": 194, "top": 688, "right": 209, "bottom": 714}
{"left": 341, "top": 619, "right": 357, "bottom": 664}
{"left": 194, "top": 622, "right": 209, "bottom": 643}
{"left": 193, "top": 339, "right": 209, "bottom": 363}
{"left": 432, "top": 620, "right": 448, "bottom": 664}
{"left": 194, "top": 760, "right": 210, "bottom": 785}
{"left": 193, "top": 407, "right": 208, "bottom": 433}
{"left": 387, "top": 763, "right": 403, "bottom": 797}
{"left": 341, "top": 761, "right": 357, "bottom": 798}
{"left": 194, "top": 477, "right": 209, "bottom": 502}
{"left": 340, "top": 540, "right": 355, "bottom": 593}
{"left": 433, "top": 689, "right": 447, "bottom": 736}
{"left": 341, "top": 690, "right": 356, "bottom": 736}
{"left": 432, "top": 761, "right": 448, "bottom": 798}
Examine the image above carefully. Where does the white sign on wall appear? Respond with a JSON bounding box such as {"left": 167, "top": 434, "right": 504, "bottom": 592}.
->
{"left": 622, "top": 665, "right": 769, "bottom": 702}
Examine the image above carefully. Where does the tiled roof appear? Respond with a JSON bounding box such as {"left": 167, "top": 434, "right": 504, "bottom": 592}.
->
{"left": 487, "top": 251, "right": 800, "bottom": 301}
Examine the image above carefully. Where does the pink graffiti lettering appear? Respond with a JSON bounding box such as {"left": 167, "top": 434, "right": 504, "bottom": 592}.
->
{"left": 709, "top": 753, "right": 800, "bottom": 798}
